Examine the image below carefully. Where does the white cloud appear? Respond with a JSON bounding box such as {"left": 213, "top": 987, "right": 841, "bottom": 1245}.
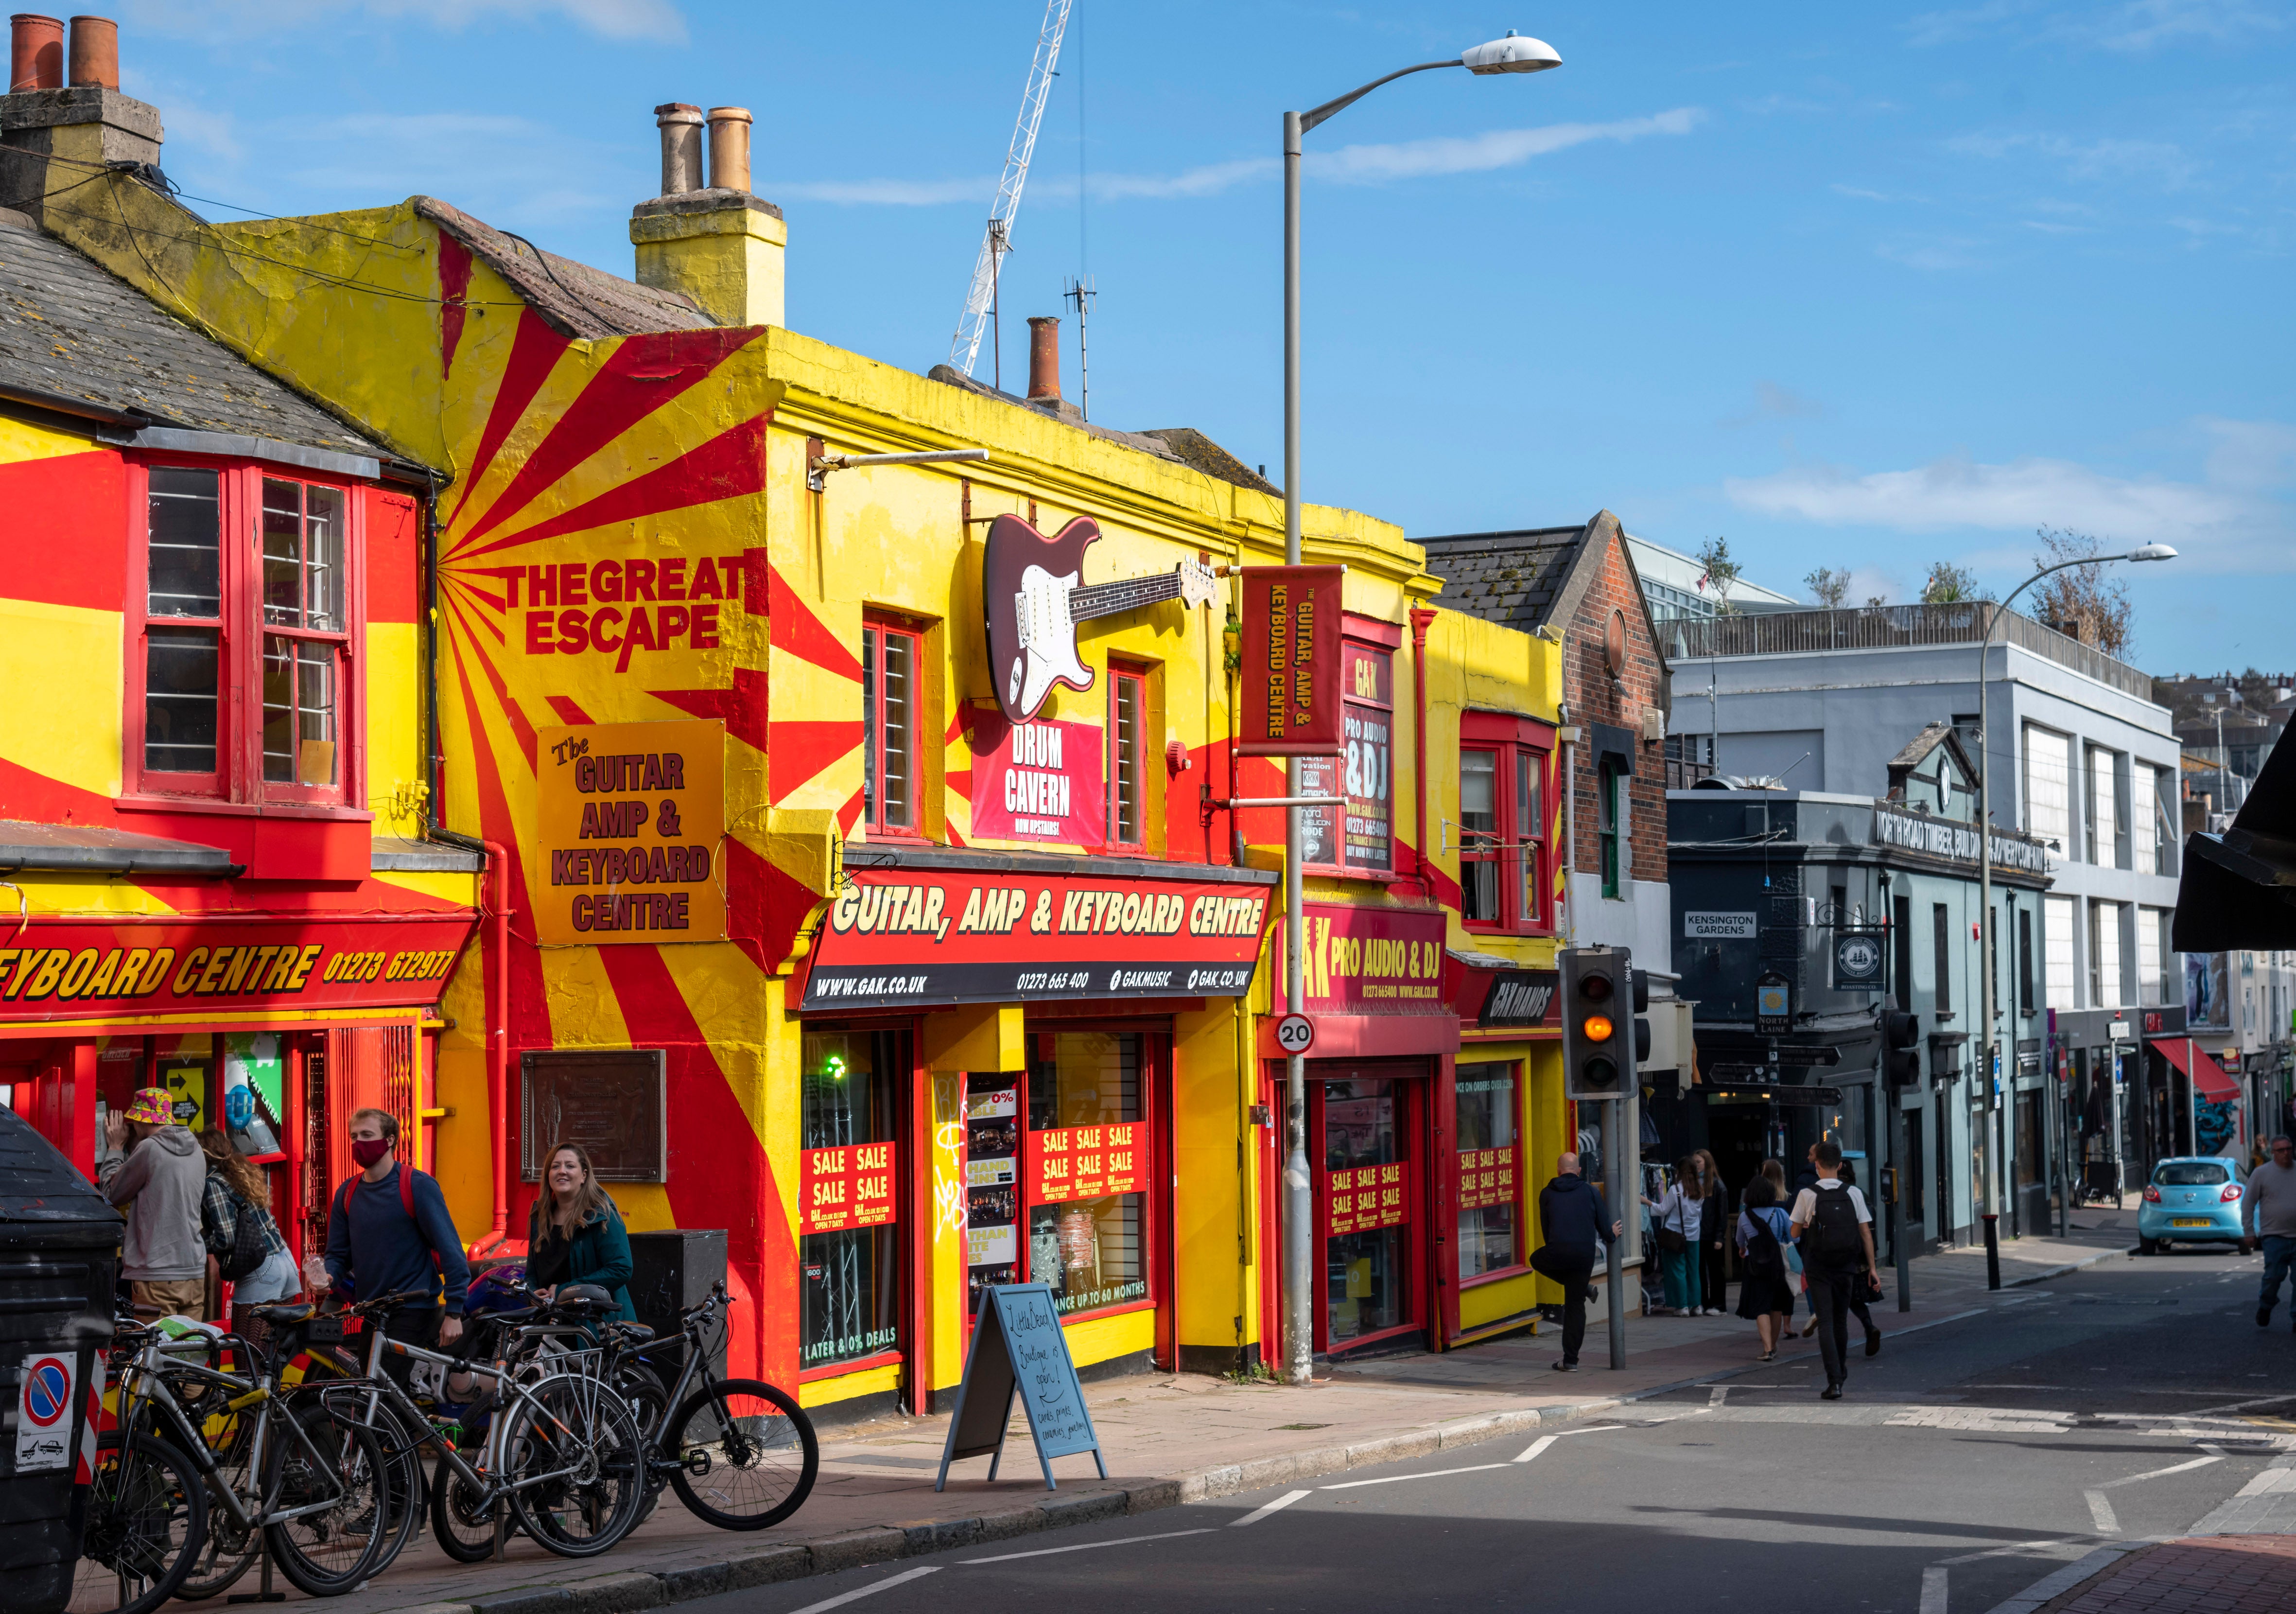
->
{"left": 1724, "top": 423, "right": 2296, "bottom": 571}
{"left": 777, "top": 109, "right": 1705, "bottom": 209}
{"left": 1947, "top": 131, "right": 2200, "bottom": 188}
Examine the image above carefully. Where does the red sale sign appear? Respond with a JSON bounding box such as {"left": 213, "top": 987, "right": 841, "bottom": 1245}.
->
{"left": 799, "top": 1142, "right": 898, "bottom": 1235}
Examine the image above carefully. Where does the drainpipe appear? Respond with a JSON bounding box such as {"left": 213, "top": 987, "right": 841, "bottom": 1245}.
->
{"left": 1409, "top": 609, "right": 1435, "bottom": 893}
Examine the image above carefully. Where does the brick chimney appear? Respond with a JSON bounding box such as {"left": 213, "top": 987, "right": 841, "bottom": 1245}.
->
{"left": 2, "top": 13, "right": 161, "bottom": 226}
{"left": 629, "top": 101, "right": 785, "bottom": 329}
{"left": 1026, "top": 316, "right": 1060, "bottom": 403}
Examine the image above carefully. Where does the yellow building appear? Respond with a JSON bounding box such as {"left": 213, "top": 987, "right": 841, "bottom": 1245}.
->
{"left": 5, "top": 56, "right": 1567, "bottom": 1413}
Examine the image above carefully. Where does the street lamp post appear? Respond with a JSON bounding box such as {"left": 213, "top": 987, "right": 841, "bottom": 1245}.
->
{"left": 1277, "top": 30, "right": 1559, "bottom": 1389}
{"left": 1973, "top": 543, "right": 2175, "bottom": 1287}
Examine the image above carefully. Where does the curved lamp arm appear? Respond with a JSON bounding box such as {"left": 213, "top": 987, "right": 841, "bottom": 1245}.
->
{"left": 1300, "top": 60, "right": 1462, "bottom": 135}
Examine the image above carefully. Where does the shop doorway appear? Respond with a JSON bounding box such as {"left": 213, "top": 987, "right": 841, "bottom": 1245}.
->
{"left": 1703, "top": 1100, "right": 1771, "bottom": 1214}
{"left": 1934, "top": 1104, "right": 1954, "bottom": 1245}
{"left": 1307, "top": 1064, "right": 1430, "bottom": 1356}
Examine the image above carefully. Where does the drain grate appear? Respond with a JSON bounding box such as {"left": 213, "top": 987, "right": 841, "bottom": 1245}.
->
{"left": 1273, "top": 1422, "right": 1333, "bottom": 1430}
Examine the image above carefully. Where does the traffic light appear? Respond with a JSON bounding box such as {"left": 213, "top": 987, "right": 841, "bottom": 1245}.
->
{"left": 1562, "top": 947, "right": 1637, "bottom": 1101}
{"left": 1882, "top": 1003, "right": 1920, "bottom": 1087}
{"left": 1631, "top": 968, "right": 1653, "bottom": 1067}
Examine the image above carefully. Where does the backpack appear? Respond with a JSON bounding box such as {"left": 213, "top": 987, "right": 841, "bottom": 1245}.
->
{"left": 331, "top": 1161, "right": 442, "bottom": 1295}
{"left": 1741, "top": 1210, "right": 1782, "bottom": 1280}
{"left": 206, "top": 1178, "right": 271, "bottom": 1282}
{"left": 1809, "top": 1184, "right": 1864, "bottom": 1265}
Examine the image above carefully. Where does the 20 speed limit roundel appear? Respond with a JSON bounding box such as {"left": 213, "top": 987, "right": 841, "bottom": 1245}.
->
{"left": 21, "top": 1357, "right": 70, "bottom": 1427}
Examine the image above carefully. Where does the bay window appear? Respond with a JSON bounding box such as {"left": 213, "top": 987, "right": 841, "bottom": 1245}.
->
{"left": 1457, "top": 713, "right": 1551, "bottom": 932}
{"left": 128, "top": 461, "right": 361, "bottom": 807}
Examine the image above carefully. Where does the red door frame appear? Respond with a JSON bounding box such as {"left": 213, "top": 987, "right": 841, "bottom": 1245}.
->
{"left": 1301, "top": 1057, "right": 1436, "bottom": 1359}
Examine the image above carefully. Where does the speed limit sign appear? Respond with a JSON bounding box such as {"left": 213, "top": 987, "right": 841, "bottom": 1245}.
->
{"left": 1275, "top": 1015, "right": 1316, "bottom": 1055}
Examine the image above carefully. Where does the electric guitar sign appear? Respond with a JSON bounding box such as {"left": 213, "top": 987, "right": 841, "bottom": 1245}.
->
{"left": 982, "top": 513, "right": 1219, "bottom": 722}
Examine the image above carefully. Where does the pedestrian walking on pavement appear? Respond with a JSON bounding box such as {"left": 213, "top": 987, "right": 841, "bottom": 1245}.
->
{"left": 1695, "top": 1149, "right": 1730, "bottom": 1317}
{"left": 197, "top": 1129, "right": 300, "bottom": 1353}
{"left": 1838, "top": 1158, "right": 1883, "bottom": 1358}
{"left": 2248, "top": 1134, "right": 2296, "bottom": 1329}
{"left": 1530, "top": 1152, "right": 1622, "bottom": 1372}
{"left": 1646, "top": 1157, "right": 1707, "bottom": 1316}
{"left": 99, "top": 1087, "right": 208, "bottom": 1318}
{"left": 1790, "top": 1140, "right": 1878, "bottom": 1400}
{"left": 1735, "top": 1177, "right": 1795, "bottom": 1361}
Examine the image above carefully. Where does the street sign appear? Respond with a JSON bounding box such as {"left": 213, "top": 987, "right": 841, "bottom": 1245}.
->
{"left": 1832, "top": 931, "right": 1885, "bottom": 992}
{"left": 16, "top": 1351, "right": 75, "bottom": 1472}
{"left": 1274, "top": 1015, "right": 1316, "bottom": 1055}
{"left": 1756, "top": 970, "right": 1792, "bottom": 1035}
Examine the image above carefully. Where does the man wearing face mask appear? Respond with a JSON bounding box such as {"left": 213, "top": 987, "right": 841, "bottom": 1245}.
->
{"left": 308, "top": 1108, "right": 470, "bottom": 1379}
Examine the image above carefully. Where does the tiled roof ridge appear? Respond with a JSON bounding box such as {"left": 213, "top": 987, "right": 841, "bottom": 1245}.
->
{"left": 413, "top": 196, "right": 714, "bottom": 340}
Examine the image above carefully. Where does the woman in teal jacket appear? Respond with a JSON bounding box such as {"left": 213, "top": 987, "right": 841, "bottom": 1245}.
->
{"left": 527, "top": 1140, "right": 637, "bottom": 1322}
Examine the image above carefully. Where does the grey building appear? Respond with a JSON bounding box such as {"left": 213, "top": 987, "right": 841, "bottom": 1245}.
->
{"left": 1665, "top": 604, "right": 2182, "bottom": 1166}
{"left": 1667, "top": 735, "right": 2057, "bottom": 1250}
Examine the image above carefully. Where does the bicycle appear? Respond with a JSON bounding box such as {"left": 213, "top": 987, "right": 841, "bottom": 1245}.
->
{"left": 74, "top": 1312, "right": 392, "bottom": 1609}
{"left": 300, "top": 1287, "right": 648, "bottom": 1567}
{"left": 593, "top": 1278, "right": 818, "bottom": 1530}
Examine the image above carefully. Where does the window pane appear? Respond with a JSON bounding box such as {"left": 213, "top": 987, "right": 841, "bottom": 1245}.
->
{"left": 1517, "top": 751, "right": 1541, "bottom": 921}
{"left": 1461, "top": 750, "right": 1497, "bottom": 923}
{"left": 144, "top": 626, "right": 218, "bottom": 773}
{"left": 305, "top": 486, "right": 343, "bottom": 632}
{"left": 262, "top": 477, "right": 305, "bottom": 627}
{"left": 1113, "top": 675, "right": 1140, "bottom": 844}
{"left": 2045, "top": 895, "right": 2076, "bottom": 1011}
{"left": 147, "top": 466, "right": 220, "bottom": 618}
{"left": 1028, "top": 1031, "right": 1141, "bottom": 1129}
{"left": 880, "top": 631, "right": 911, "bottom": 827}
{"left": 1456, "top": 1062, "right": 1519, "bottom": 1280}
{"left": 861, "top": 629, "right": 877, "bottom": 825}
{"left": 1028, "top": 1193, "right": 1144, "bottom": 1316}
{"left": 263, "top": 637, "right": 337, "bottom": 785}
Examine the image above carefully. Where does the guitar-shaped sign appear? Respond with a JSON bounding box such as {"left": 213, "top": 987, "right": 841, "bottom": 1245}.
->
{"left": 983, "top": 513, "right": 1220, "bottom": 723}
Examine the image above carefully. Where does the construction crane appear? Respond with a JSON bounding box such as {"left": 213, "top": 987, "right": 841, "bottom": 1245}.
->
{"left": 948, "top": 0, "right": 1074, "bottom": 383}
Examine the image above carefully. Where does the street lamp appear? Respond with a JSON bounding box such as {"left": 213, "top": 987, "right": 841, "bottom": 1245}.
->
{"left": 1973, "top": 542, "right": 2175, "bottom": 1286}
{"left": 1277, "top": 32, "right": 1560, "bottom": 1390}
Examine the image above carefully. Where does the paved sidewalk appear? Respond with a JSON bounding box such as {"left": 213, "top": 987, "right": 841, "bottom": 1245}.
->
{"left": 2006, "top": 1536, "right": 2296, "bottom": 1614}
{"left": 307, "top": 1218, "right": 2141, "bottom": 1614}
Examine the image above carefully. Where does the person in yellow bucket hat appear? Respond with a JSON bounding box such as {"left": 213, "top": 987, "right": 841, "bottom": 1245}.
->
{"left": 100, "top": 1085, "right": 208, "bottom": 1317}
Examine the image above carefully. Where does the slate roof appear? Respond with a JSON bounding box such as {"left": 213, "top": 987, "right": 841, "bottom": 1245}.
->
{"left": 1416, "top": 522, "right": 1597, "bottom": 632}
{"left": 0, "top": 207, "right": 385, "bottom": 456}
{"left": 415, "top": 197, "right": 713, "bottom": 340}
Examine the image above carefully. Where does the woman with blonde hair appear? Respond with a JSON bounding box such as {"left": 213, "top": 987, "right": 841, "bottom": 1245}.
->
{"left": 527, "top": 1140, "right": 636, "bottom": 1322}
{"left": 1644, "top": 1156, "right": 1706, "bottom": 1316}
{"left": 196, "top": 1129, "right": 299, "bottom": 1351}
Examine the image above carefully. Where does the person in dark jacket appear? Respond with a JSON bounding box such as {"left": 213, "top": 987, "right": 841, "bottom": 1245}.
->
{"left": 1695, "top": 1149, "right": 1731, "bottom": 1317}
{"left": 1530, "top": 1153, "right": 1622, "bottom": 1372}
{"left": 527, "top": 1141, "right": 636, "bottom": 1323}
{"left": 308, "top": 1108, "right": 470, "bottom": 1387}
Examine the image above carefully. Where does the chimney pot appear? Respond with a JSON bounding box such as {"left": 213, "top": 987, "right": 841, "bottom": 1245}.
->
{"left": 10, "top": 13, "right": 64, "bottom": 91}
{"left": 653, "top": 102, "right": 704, "bottom": 195}
{"left": 65, "top": 12, "right": 112, "bottom": 89}
{"left": 706, "top": 105, "right": 751, "bottom": 194}
{"left": 1026, "top": 315, "right": 1061, "bottom": 402}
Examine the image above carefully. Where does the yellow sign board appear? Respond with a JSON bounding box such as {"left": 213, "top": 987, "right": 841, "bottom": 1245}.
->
{"left": 535, "top": 719, "right": 727, "bottom": 946}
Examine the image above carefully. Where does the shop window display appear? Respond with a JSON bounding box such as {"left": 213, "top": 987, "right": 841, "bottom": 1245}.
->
{"left": 799, "top": 1031, "right": 902, "bottom": 1370}
{"left": 1454, "top": 1062, "right": 1520, "bottom": 1281}
{"left": 1025, "top": 1032, "right": 1147, "bottom": 1316}
{"left": 1323, "top": 1076, "right": 1406, "bottom": 1343}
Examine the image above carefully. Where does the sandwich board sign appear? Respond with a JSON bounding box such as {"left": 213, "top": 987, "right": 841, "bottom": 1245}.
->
{"left": 934, "top": 1282, "right": 1106, "bottom": 1491}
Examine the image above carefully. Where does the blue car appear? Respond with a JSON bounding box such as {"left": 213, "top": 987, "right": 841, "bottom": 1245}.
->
{"left": 2137, "top": 1156, "right": 2252, "bottom": 1254}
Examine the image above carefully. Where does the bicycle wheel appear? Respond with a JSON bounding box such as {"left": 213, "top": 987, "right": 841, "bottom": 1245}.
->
{"left": 663, "top": 1378, "right": 817, "bottom": 1530}
{"left": 168, "top": 1405, "right": 261, "bottom": 1600}
{"left": 503, "top": 1374, "right": 645, "bottom": 1558}
{"left": 316, "top": 1386, "right": 431, "bottom": 1581}
{"left": 427, "top": 1448, "right": 505, "bottom": 1564}
{"left": 260, "top": 1402, "right": 391, "bottom": 1596}
{"left": 612, "top": 1363, "right": 671, "bottom": 1525}
{"left": 70, "top": 1432, "right": 207, "bottom": 1614}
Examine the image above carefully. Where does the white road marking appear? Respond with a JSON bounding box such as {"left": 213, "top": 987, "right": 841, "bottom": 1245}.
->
{"left": 1919, "top": 1566, "right": 1948, "bottom": 1614}
{"left": 1322, "top": 1462, "right": 1512, "bottom": 1490}
{"left": 1555, "top": 1423, "right": 1625, "bottom": 1436}
{"left": 1230, "top": 1491, "right": 1311, "bottom": 1527}
{"left": 1513, "top": 1436, "right": 1557, "bottom": 1464}
{"left": 962, "top": 1528, "right": 1216, "bottom": 1563}
{"left": 2095, "top": 1449, "right": 2226, "bottom": 1488}
{"left": 787, "top": 1566, "right": 940, "bottom": 1612}
{"left": 1709, "top": 1386, "right": 1729, "bottom": 1407}
{"left": 2084, "top": 1490, "right": 2118, "bottom": 1534}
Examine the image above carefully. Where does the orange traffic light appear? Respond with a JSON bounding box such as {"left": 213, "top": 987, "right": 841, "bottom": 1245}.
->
{"left": 1582, "top": 1013, "right": 1615, "bottom": 1042}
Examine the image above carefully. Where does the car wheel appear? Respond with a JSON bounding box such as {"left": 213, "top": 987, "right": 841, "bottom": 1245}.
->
{"left": 2139, "top": 1237, "right": 2158, "bottom": 1256}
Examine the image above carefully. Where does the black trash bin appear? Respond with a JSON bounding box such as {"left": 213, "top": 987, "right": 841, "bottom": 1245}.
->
{"left": 627, "top": 1228, "right": 726, "bottom": 1381}
{"left": 0, "top": 1105, "right": 123, "bottom": 1614}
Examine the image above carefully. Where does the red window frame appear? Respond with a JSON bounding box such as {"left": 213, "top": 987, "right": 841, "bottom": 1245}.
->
{"left": 860, "top": 617, "right": 923, "bottom": 839}
{"left": 1458, "top": 711, "right": 1554, "bottom": 933}
{"left": 1107, "top": 662, "right": 1147, "bottom": 848}
{"left": 122, "top": 457, "right": 365, "bottom": 813}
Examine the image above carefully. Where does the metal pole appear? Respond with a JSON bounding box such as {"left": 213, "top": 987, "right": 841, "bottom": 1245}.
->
{"left": 1607, "top": 1090, "right": 1627, "bottom": 1368}
{"left": 1279, "top": 107, "right": 1313, "bottom": 1390}
{"left": 1978, "top": 616, "right": 2001, "bottom": 1244}
{"left": 1893, "top": 1097, "right": 1912, "bottom": 1310}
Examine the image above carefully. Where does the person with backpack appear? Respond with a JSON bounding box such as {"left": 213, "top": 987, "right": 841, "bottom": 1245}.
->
{"left": 1643, "top": 1157, "right": 1706, "bottom": 1316}
{"left": 1789, "top": 1140, "right": 1877, "bottom": 1399}
{"left": 306, "top": 1107, "right": 470, "bottom": 1386}
{"left": 197, "top": 1129, "right": 300, "bottom": 1351}
{"left": 1734, "top": 1176, "right": 1796, "bottom": 1361}
{"left": 1530, "top": 1152, "right": 1623, "bottom": 1372}
{"left": 1838, "top": 1158, "right": 1884, "bottom": 1357}
{"left": 99, "top": 1087, "right": 208, "bottom": 1318}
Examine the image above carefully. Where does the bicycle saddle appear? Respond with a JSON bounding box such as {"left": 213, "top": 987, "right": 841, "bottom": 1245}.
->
{"left": 603, "top": 1320, "right": 654, "bottom": 1342}
{"left": 554, "top": 1283, "right": 615, "bottom": 1313}
{"left": 253, "top": 1302, "right": 318, "bottom": 1325}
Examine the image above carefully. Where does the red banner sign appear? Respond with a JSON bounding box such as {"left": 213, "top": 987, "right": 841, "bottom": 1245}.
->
{"left": 1325, "top": 1160, "right": 1409, "bottom": 1237}
{"left": 1032, "top": 1122, "right": 1146, "bottom": 1206}
{"left": 0, "top": 915, "right": 476, "bottom": 1024}
{"left": 1456, "top": 1144, "right": 1518, "bottom": 1211}
{"left": 799, "top": 1141, "right": 898, "bottom": 1235}
{"left": 802, "top": 869, "right": 1273, "bottom": 1011}
{"left": 1237, "top": 565, "right": 1344, "bottom": 756}
{"left": 1277, "top": 902, "right": 1449, "bottom": 1016}
{"left": 968, "top": 718, "right": 1105, "bottom": 849}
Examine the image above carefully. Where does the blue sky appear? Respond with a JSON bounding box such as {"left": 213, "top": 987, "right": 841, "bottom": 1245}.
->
{"left": 115, "top": 0, "right": 2294, "bottom": 675}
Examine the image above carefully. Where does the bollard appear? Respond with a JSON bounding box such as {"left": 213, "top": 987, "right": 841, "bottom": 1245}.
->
{"left": 1983, "top": 1212, "right": 2000, "bottom": 1291}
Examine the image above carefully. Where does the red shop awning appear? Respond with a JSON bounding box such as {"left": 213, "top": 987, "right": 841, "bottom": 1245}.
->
{"left": 2152, "top": 1036, "right": 2239, "bottom": 1103}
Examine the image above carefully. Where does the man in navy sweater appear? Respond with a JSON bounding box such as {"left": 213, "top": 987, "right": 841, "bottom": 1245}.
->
{"left": 1530, "top": 1153, "right": 1622, "bottom": 1372}
{"left": 308, "top": 1108, "right": 470, "bottom": 1383}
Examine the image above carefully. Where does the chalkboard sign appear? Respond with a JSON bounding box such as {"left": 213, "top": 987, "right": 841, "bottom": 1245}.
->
{"left": 934, "top": 1283, "right": 1106, "bottom": 1491}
